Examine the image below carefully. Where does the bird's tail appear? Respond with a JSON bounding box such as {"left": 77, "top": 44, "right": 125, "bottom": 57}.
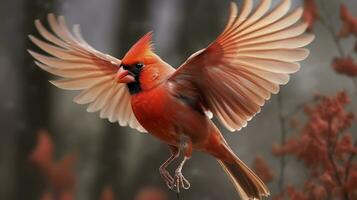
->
{"left": 215, "top": 143, "right": 270, "bottom": 200}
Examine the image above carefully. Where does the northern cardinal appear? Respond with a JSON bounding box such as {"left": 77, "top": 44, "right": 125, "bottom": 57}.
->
{"left": 28, "top": 0, "right": 314, "bottom": 199}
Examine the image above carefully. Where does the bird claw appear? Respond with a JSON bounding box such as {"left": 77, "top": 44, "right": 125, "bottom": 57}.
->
{"left": 159, "top": 168, "right": 175, "bottom": 189}
{"left": 171, "top": 170, "right": 191, "bottom": 193}
{"left": 159, "top": 147, "right": 191, "bottom": 193}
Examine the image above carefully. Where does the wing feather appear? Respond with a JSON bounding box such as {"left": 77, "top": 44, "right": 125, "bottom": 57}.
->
{"left": 74, "top": 79, "right": 111, "bottom": 104}
{"left": 237, "top": 48, "right": 309, "bottom": 62}
{"left": 169, "top": 0, "right": 314, "bottom": 132}
{"left": 29, "top": 14, "right": 146, "bottom": 133}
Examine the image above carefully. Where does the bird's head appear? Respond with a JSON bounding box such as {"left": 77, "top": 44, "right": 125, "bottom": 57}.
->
{"left": 117, "top": 31, "right": 171, "bottom": 94}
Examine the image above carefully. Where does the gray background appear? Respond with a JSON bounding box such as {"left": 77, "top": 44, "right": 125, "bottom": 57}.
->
{"left": 1, "top": 0, "right": 357, "bottom": 199}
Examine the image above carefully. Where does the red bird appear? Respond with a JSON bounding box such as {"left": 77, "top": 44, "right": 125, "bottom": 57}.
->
{"left": 29, "top": 0, "right": 314, "bottom": 199}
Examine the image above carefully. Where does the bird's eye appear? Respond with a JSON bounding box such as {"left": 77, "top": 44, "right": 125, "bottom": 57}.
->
{"left": 122, "top": 64, "right": 128, "bottom": 70}
{"left": 136, "top": 63, "right": 144, "bottom": 69}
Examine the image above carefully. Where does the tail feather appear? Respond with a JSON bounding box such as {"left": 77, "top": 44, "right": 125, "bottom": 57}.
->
{"left": 217, "top": 145, "right": 270, "bottom": 200}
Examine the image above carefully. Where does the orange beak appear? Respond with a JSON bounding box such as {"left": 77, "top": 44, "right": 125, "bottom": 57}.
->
{"left": 116, "top": 67, "right": 135, "bottom": 83}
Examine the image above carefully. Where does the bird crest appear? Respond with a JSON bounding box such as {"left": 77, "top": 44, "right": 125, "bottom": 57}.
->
{"left": 122, "top": 31, "right": 155, "bottom": 65}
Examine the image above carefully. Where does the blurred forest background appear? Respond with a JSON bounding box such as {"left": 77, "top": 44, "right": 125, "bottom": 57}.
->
{"left": 1, "top": 0, "right": 357, "bottom": 199}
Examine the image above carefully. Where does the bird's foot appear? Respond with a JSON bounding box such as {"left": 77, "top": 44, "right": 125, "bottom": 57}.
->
{"left": 159, "top": 167, "right": 174, "bottom": 188}
{"left": 172, "top": 166, "right": 191, "bottom": 193}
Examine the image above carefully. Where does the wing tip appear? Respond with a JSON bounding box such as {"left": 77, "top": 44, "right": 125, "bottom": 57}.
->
{"left": 49, "top": 79, "right": 71, "bottom": 90}
{"left": 73, "top": 96, "right": 83, "bottom": 105}
{"left": 300, "top": 33, "right": 315, "bottom": 46}
{"left": 303, "top": 48, "right": 310, "bottom": 58}
{"left": 58, "top": 15, "right": 65, "bottom": 21}
{"left": 33, "top": 61, "right": 45, "bottom": 69}
{"left": 297, "top": 48, "right": 310, "bottom": 61}
{"left": 229, "top": 1, "right": 238, "bottom": 12}
{"left": 47, "top": 13, "right": 56, "bottom": 20}
{"left": 27, "top": 49, "right": 37, "bottom": 58}
{"left": 48, "top": 80, "right": 59, "bottom": 87}
{"left": 291, "top": 62, "right": 301, "bottom": 74}
{"left": 307, "top": 34, "right": 316, "bottom": 44}
{"left": 34, "top": 19, "right": 41, "bottom": 26}
{"left": 28, "top": 35, "right": 43, "bottom": 47}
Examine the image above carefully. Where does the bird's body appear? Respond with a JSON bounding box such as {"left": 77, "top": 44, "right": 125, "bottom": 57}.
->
{"left": 128, "top": 54, "right": 269, "bottom": 198}
{"left": 129, "top": 59, "right": 212, "bottom": 149}
{"left": 132, "top": 83, "right": 213, "bottom": 148}
{"left": 29, "top": 0, "right": 314, "bottom": 199}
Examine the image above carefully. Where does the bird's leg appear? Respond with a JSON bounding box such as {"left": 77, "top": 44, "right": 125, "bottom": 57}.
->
{"left": 159, "top": 145, "right": 179, "bottom": 189}
{"left": 173, "top": 139, "right": 192, "bottom": 193}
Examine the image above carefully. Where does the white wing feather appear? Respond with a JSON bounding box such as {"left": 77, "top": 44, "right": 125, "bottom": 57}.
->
{"left": 29, "top": 14, "right": 146, "bottom": 133}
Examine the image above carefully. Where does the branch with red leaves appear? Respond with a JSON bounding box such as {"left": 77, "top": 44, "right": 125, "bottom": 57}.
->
{"left": 254, "top": 92, "right": 357, "bottom": 200}
{"left": 318, "top": 1, "right": 357, "bottom": 94}
{"left": 30, "top": 130, "right": 76, "bottom": 194}
{"left": 30, "top": 130, "right": 168, "bottom": 200}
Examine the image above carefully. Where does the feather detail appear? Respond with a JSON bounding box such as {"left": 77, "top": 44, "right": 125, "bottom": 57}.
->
{"left": 28, "top": 14, "right": 146, "bottom": 133}
{"left": 169, "top": 0, "right": 314, "bottom": 133}
{"left": 122, "top": 31, "right": 155, "bottom": 65}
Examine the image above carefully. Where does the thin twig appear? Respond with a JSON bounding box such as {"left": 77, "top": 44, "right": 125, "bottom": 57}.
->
{"left": 319, "top": 0, "right": 357, "bottom": 123}
{"left": 284, "top": 101, "right": 306, "bottom": 120}
{"left": 345, "top": 140, "right": 357, "bottom": 182}
{"left": 319, "top": 19, "right": 346, "bottom": 57}
{"left": 284, "top": 98, "right": 317, "bottom": 120}
{"left": 275, "top": 98, "right": 317, "bottom": 192}
{"left": 319, "top": 16, "right": 352, "bottom": 199}
{"left": 318, "top": 0, "right": 357, "bottom": 98}
{"left": 319, "top": 0, "right": 346, "bottom": 57}
{"left": 352, "top": 78, "right": 357, "bottom": 95}
{"left": 277, "top": 94, "right": 287, "bottom": 192}
{"left": 326, "top": 119, "right": 349, "bottom": 200}
{"left": 316, "top": 2, "right": 356, "bottom": 199}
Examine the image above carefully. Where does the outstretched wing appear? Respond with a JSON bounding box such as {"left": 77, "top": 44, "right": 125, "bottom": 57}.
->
{"left": 169, "top": 0, "right": 314, "bottom": 132}
{"left": 28, "top": 14, "right": 146, "bottom": 132}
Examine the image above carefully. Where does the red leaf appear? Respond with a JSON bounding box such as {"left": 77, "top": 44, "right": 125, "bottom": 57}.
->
{"left": 49, "top": 154, "right": 76, "bottom": 191}
{"left": 286, "top": 186, "right": 309, "bottom": 200}
{"left": 59, "top": 192, "right": 74, "bottom": 200}
{"left": 303, "top": 0, "right": 319, "bottom": 31}
{"left": 332, "top": 57, "right": 357, "bottom": 77}
{"left": 134, "top": 187, "right": 167, "bottom": 200}
{"left": 339, "top": 4, "right": 357, "bottom": 38}
{"left": 30, "top": 130, "right": 76, "bottom": 194}
{"left": 252, "top": 156, "right": 274, "bottom": 183}
{"left": 346, "top": 171, "right": 357, "bottom": 191}
{"left": 319, "top": 171, "right": 336, "bottom": 188}
{"left": 312, "top": 185, "right": 327, "bottom": 200}
{"left": 29, "top": 129, "right": 54, "bottom": 169}
{"left": 40, "top": 192, "right": 53, "bottom": 200}
{"left": 100, "top": 186, "right": 114, "bottom": 200}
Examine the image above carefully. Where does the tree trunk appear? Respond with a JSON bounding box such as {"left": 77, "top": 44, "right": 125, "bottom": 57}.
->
{"left": 14, "top": 0, "right": 57, "bottom": 199}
